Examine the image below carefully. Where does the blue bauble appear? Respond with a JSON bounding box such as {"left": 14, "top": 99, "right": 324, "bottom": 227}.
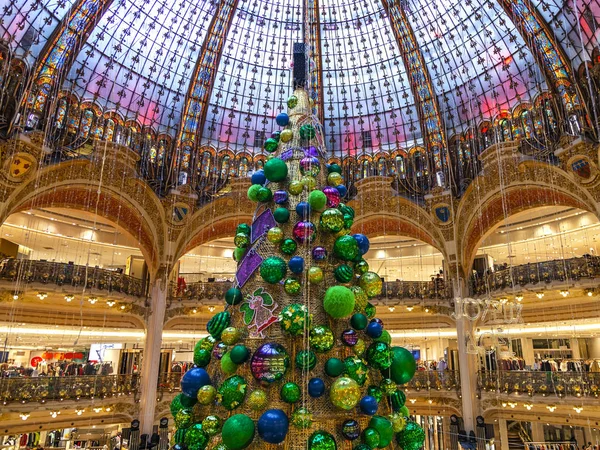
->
{"left": 288, "top": 256, "right": 305, "bottom": 274}
{"left": 352, "top": 234, "right": 370, "bottom": 255}
{"left": 180, "top": 368, "right": 211, "bottom": 398}
{"left": 336, "top": 184, "right": 348, "bottom": 197}
{"left": 251, "top": 170, "right": 266, "bottom": 186}
{"left": 359, "top": 396, "right": 379, "bottom": 415}
{"left": 257, "top": 409, "right": 289, "bottom": 444}
{"left": 274, "top": 190, "right": 289, "bottom": 205}
{"left": 276, "top": 113, "right": 290, "bottom": 127}
{"left": 308, "top": 378, "right": 325, "bottom": 397}
{"left": 366, "top": 321, "right": 383, "bottom": 339}
{"left": 296, "top": 202, "right": 311, "bottom": 219}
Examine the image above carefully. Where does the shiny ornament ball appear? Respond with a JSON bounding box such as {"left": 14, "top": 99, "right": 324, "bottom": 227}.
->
{"left": 279, "top": 303, "right": 309, "bottom": 335}
{"left": 251, "top": 170, "right": 266, "bottom": 186}
{"left": 339, "top": 203, "right": 355, "bottom": 218}
{"left": 264, "top": 138, "right": 278, "bottom": 153}
{"left": 287, "top": 95, "right": 298, "bottom": 108}
{"left": 367, "top": 385, "right": 383, "bottom": 403}
{"left": 383, "top": 347, "right": 417, "bottom": 385}
{"left": 201, "top": 415, "right": 222, "bottom": 436}
{"left": 341, "top": 419, "right": 361, "bottom": 440}
{"left": 207, "top": 311, "right": 230, "bottom": 340}
{"left": 360, "top": 396, "right": 379, "bottom": 415}
{"left": 353, "top": 338, "right": 366, "bottom": 357}
{"left": 221, "top": 352, "right": 238, "bottom": 375}
{"left": 295, "top": 201, "right": 311, "bottom": 219}
{"left": 352, "top": 234, "right": 370, "bottom": 255}
{"left": 312, "top": 246, "right": 328, "bottom": 261}
{"left": 230, "top": 345, "right": 250, "bottom": 364}
{"left": 274, "top": 207, "right": 290, "bottom": 224}
{"left": 260, "top": 256, "right": 287, "bottom": 283}
{"left": 322, "top": 186, "right": 341, "bottom": 208}
{"left": 353, "top": 259, "right": 368, "bottom": 275}
{"left": 193, "top": 348, "right": 211, "bottom": 368}
{"left": 336, "top": 184, "right": 348, "bottom": 197}
{"left": 366, "top": 342, "right": 392, "bottom": 370}
{"left": 288, "top": 256, "right": 304, "bottom": 274}
{"left": 344, "top": 356, "right": 368, "bottom": 386}
{"left": 323, "top": 285, "right": 355, "bottom": 319}
{"left": 247, "top": 389, "right": 268, "bottom": 411}
{"left": 183, "top": 424, "right": 208, "bottom": 450}
{"left": 196, "top": 385, "right": 216, "bottom": 405}
{"left": 174, "top": 408, "right": 194, "bottom": 428}
{"left": 284, "top": 278, "right": 302, "bottom": 295}
{"left": 366, "top": 321, "right": 383, "bottom": 339}
{"left": 291, "top": 408, "right": 313, "bottom": 429}
{"left": 351, "top": 286, "right": 369, "bottom": 312}
{"left": 280, "top": 238, "right": 297, "bottom": 255}
{"left": 267, "top": 226, "right": 284, "bottom": 244}
{"left": 308, "top": 266, "right": 324, "bottom": 284}
{"left": 256, "top": 186, "right": 273, "bottom": 202}
{"left": 173, "top": 431, "right": 186, "bottom": 445}
{"left": 334, "top": 264, "right": 354, "bottom": 283}
{"left": 375, "top": 330, "right": 391, "bottom": 345}
{"left": 280, "top": 129, "right": 293, "bottom": 142}
{"left": 295, "top": 349, "right": 317, "bottom": 371}
{"left": 351, "top": 313, "right": 368, "bottom": 330}
{"left": 302, "top": 175, "right": 317, "bottom": 190}
{"left": 273, "top": 190, "right": 288, "bottom": 205}
{"left": 212, "top": 342, "right": 228, "bottom": 360}
{"left": 380, "top": 378, "right": 397, "bottom": 396}
{"left": 308, "top": 189, "right": 327, "bottom": 211}
{"left": 308, "top": 378, "right": 325, "bottom": 397}
{"left": 234, "top": 232, "right": 249, "bottom": 248}
{"left": 258, "top": 409, "right": 289, "bottom": 444}
{"left": 280, "top": 382, "right": 301, "bottom": 403}
{"left": 300, "top": 124, "right": 316, "bottom": 140}
{"left": 196, "top": 336, "right": 215, "bottom": 352}
{"left": 328, "top": 163, "right": 342, "bottom": 174}
{"left": 264, "top": 158, "right": 288, "bottom": 182}
{"left": 396, "top": 422, "right": 425, "bottom": 450}
{"left": 292, "top": 220, "right": 316, "bottom": 243}
{"left": 389, "top": 412, "right": 407, "bottom": 432}
{"left": 320, "top": 208, "right": 345, "bottom": 233}
{"left": 325, "top": 357, "right": 345, "bottom": 377}
{"left": 370, "top": 416, "right": 394, "bottom": 447}
{"left": 300, "top": 156, "right": 321, "bottom": 177}
{"left": 388, "top": 390, "right": 407, "bottom": 412}
{"left": 250, "top": 343, "right": 290, "bottom": 383}
{"left": 333, "top": 235, "right": 360, "bottom": 261}
{"left": 327, "top": 172, "right": 343, "bottom": 187}
{"left": 309, "top": 325, "right": 335, "bottom": 353}
{"left": 181, "top": 368, "right": 211, "bottom": 398}
{"left": 330, "top": 377, "right": 361, "bottom": 410}
{"left": 306, "top": 144, "right": 319, "bottom": 156}
{"left": 225, "top": 288, "right": 243, "bottom": 306}
{"left": 217, "top": 375, "right": 248, "bottom": 410}
{"left": 236, "top": 223, "right": 251, "bottom": 235}
{"left": 342, "top": 329, "right": 359, "bottom": 346}
{"left": 399, "top": 405, "right": 410, "bottom": 417}
{"left": 233, "top": 247, "right": 245, "bottom": 262}
{"left": 359, "top": 272, "right": 383, "bottom": 298}
{"left": 365, "top": 302, "right": 377, "bottom": 319}
{"left": 276, "top": 113, "right": 289, "bottom": 126}
{"left": 170, "top": 394, "right": 185, "bottom": 416}
{"left": 289, "top": 180, "right": 304, "bottom": 195}
{"left": 362, "top": 427, "right": 380, "bottom": 448}
{"left": 271, "top": 130, "right": 281, "bottom": 141}
{"left": 308, "top": 431, "right": 337, "bottom": 450}
{"left": 222, "top": 414, "right": 255, "bottom": 450}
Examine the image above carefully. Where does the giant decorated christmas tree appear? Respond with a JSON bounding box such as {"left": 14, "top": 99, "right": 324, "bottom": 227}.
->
{"left": 169, "top": 58, "right": 425, "bottom": 449}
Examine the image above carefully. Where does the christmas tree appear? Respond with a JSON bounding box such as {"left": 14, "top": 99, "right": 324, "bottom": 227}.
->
{"left": 169, "top": 87, "right": 425, "bottom": 450}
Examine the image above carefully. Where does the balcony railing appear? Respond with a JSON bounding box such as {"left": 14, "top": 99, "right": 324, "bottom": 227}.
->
{"left": 0, "top": 374, "right": 139, "bottom": 404}
{"left": 0, "top": 259, "right": 146, "bottom": 297}
{"left": 471, "top": 256, "right": 600, "bottom": 296}
{"left": 405, "top": 370, "right": 460, "bottom": 392}
{"left": 478, "top": 370, "right": 600, "bottom": 398}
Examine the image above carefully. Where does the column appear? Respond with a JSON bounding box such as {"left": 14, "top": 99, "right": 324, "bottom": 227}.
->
{"left": 498, "top": 419, "right": 509, "bottom": 450}
{"left": 139, "top": 275, "right": 168, "bottom": 436}
{"left": 531, "top": 422, "right": 544, "bottom": 442}
{"left": 522, "top": 338, "right": 535, "bottom": 367}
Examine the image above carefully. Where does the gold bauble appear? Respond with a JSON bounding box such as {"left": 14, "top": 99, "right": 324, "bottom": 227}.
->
{"left": 221, "top": 327, "right": 241, "bottom": 345}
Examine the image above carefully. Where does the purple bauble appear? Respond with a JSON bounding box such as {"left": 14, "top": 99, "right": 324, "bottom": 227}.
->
{"left": 250, "top": 342, "right": 290, "bottom": 384}
{"left": 371, "top": 318, "right": 384, "bottom": 326}
{"left": 299, "top": 156, "right": 320, "bottom": 177}
{"left": 342, "top": 329, "right": 359, "bottom": 346}
{"left": 304, "top": 146, "right": 319, "bottom": 157}
{"left": 212, "top": 342, "right": 228, "bottom": 360}
{"left": 312, "top": 246, "right": 327, "bottom": 261}
{"left": 274, "top": 190, "right": 289, "bottom": 204}
{"left": 322, "top": 186, "right": 341, "bottom": 208}
{"left": 293, "top": 221, "right": 316, "bottom": 243}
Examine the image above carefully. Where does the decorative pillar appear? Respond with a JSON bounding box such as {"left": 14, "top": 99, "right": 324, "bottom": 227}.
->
{"left": 531, "top": 422, "right": 544, "bottom": 442}
{"left": 498, "top": 419, "right": 510, "bottom": 450}
{"left": 139, "top": 275, "right": 168, "bottom": 435}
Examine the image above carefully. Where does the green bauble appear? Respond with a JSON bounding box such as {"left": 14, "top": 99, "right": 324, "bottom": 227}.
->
{"left": 287, "top": 95, "right": 298, "bottom": 109}
{"left": 289, "top": 180, "right": 304, "bottom": 195}
{"left": 362, "top": 428, "right": 380, "bottom": 448}
{"left": 175, "top": 408, "right": 194, "bottom": 429}
{"left": 181, "top": 392, "right": 197, "bottom": 408}
{"left": 369, "top": 416, "right": 394, "bottom": 448}
{"left": 183, "top": 424, "right": 208, "bottom": 450}
{"left": 309, "top": 266, "right": 324, "bottom": 284}
{"left": 174, "top": 428, "right": 186, "bottom": 444}
{"left": 284, "top": 278, "right": 302, "bottom": 295}
{"left": 222, "top": 414, "right": 255, "bottom": 450}
{"left": 264, "top": 157, "right": 288, "bottom": 181}
{"left": 309, "top": 325, "right": 335, "bottom": 353}
{"left": 396, "top": 422, "right": 425, "bottom": 450}
{"left": 296, "top": 349, "right": 317, "bottom": 371}
{"left": 327, "top": 172, "right": 343, "bottom": 186}
{"left": 201, "top": 415, "right": 222, "bottom": 436}
{"left": 197, "top": 385, "right": 216, "bottom": 405}
{"left": 225, "top": 288, "right": 243, "bottom": 306}
{"left": 323, "top": 285, "right": 355, "bottom": 319}
{"left": 325, "top": 357, "right": 345, "bottom": 377}
{"left": 365, "top": 302, "right": 377, "bottom": 319}
{"left": 380, "top": 378, "right": 397, "bottom": 396}
{"left": 267, "top": 226, "right": 284, "bottom": 244}
{"left": 236, "top": 223, "right": 251, "bottom": 235}
{"left": 366, "top": 342, "right": 392, "bottom": 370}
{"left": 300, "top": 124, "right": 316, "bottom": 140}
{"left": 353, "top": 338, "right": 366, "bottom": 357}
{"left": 375, "top": 330, "right": 391, "bottom": 345}
{"left": 334, "top": 264, "right": 354, "bottom": 283}
{"left": 197, "top": 336, "right": 216, "bottom": 351}
{"left": 389, "top": 412, "right": 407, "bottom": 432}
{"left": 302, "top": 175, "right": 317, "bottom": 190}
{"left": 338, "top": 203, "right": 355, "bottom": 219}
{"left": 291, "top": 407, "right": 313, "bottom": 429}
{"left": 344, "top": 356, "right": 368, "bottom": 386}
{"left": 260, "top": 256, "right": 287, "bottom": 283}
{"left": 256, "top": 186, "right": 273, "bottom": 202}
{"left": 351, "top": 286, "right": 369, "bottom": 312}
{"left": 247, "top": 389, "right": 268, "bottom": 411}
{"left": 233, "top": 247, "right": 245, "bottom": 262}
{"left": 274, "top": 207, "right": 290, "bottom": 224}
{"left": 193, "top": 348, "right": 211, "bottom": 368}
{"left": 230, "top": 345, "right": 250, "bottom": 364}
{"left": 328, "top": 163, "right": 342, "bottom": 174}
{"left": 247, "top": 184, "right": 261, "bottom": 201}
{"left": 308, "top": 431, "right": 337, "bottom": 450}
{"left": 354, "top": 445, "right": 371, "bottom": 450}
{"left": 388, "top": 390, "right": 406, "bottom": 412}
{"left": 279, "top": 303, "right": 309, "bottom": 335}
{"left": 212, "top": 445, "right": 228, "bottom": 450}
{"left": 170, "top": 394, "right": 184, "bottom": 416}
{"left": 355, "top": 259, "right": 369, "bottom": 275}
{"left": 382, "top": 347, "right": 417, "bottom": 385}
{"left": 367, "top": 385, "right": 384, "bottom": 403}
{"left": 330, "top": 377, "right": 361, "bottom": 410}
{"left": 234, "top": 232, "right": 249, "bottom": 248}
{"left": 264, "top": 137, "right": 279, "bottom": 153}
{"left": 308, "top": 190, "right": 327, "bottom": 211}
{"left": 221, "top": 352, "right": 238, "bottom": 375}
{"left": 344, "top": 216, "right": 354, "bottom": 229}
{"left": 351, "top": 313, "right": 368, "bottom": 330}
{"left": 218, "top": 375, "right": 248, "bottom": 410}
{"left": 281, "top": 129, "right": 293, "bottom": 142}
{"left": 333, "top": 235, "right": 360, "bottom": 261}
{"left": 398, "top": 405, "right": 410, "bottom": 417}
{"left": 320, "top": 208, "right": 345, "bottom": 233}
{"left": 207, "top": 311, "right": 231, "bottom": 340}
{"left": 280, "top": 382, "right": 301, "bottom": 403}
{"left": 221, "top": 327, "right": 241, "bottom": 345}
{"left": 280, "top": 238, "right": 297, "bottom": 255}
{"left": 359, "top": 272, "right": 383, "bottom": 298}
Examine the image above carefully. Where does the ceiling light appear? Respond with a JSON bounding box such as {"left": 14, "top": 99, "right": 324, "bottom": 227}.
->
{"left": 508, "top": 402, "right": 517, "bottom": 409}
{"left": 192, "top": 309, "right": 197, "bottom": 314}
{"left": 573, "top": 406, "right": 583, "bottom": 413}
{"left": 93, "top": 407, "right": 103, "bottom": 413}
{"left": 427, "top": 399, "right": 433, "bottom": 404}
{"left": 546, "top": 405, "right": 556, "bottom": 412}
{"left": 560, "top": 290, "right": 569, "bottom": 297}
{"left": 409, "top": 399, "right": 416, "bottom": 404}
{"left": 515, "top": 294, "right": 523, "bottom": 302}
{"left": 388, "top": 306, "right": 395, "bottom": 312}
{"left": 20, "top": 413, "right": 30, "bottom": 420}
{"left": 587, "top": 290, "right": 594, "bottom": 297}
{"left": 50, "top": 411, "right": 60, "bottom": 418}
{"left": 406, "top": 306, "right": 414, "bottom": 312}
{"left": 120, "top": 305, "right": 126, "bottom": 310}
{"left": 75, "top": 409, "right": 85, "bottom": 416}
{"left": 37, "top": 292, "right": 48, "bottom": 300}
{"left": 536, "top": 292, "right": 544, "bottom": 299}
{"left": 523, "top": 403, "right": 533, "bottom": 410}
{"left": 106, "top": 301, "right": 115, "bottom": 307}
{"left": 12, "top": 293, "right": 19, "bottom": 300}
{"left": 208, "top": 306, "right": 215, "bottom": 312}
{"left": 65, "top": 294, "right": 74, "bottom": 302}
{"left": 501, "top": 402, "right": 508, "bottom": 408}
{"left": 105, "top": 407, "right": 111, "bottom": 412}
{"left": 424, "top": 307, "right": 430, "bottom": 313}
{"left": 88, "top": 297, "right": 98, "bottom": 304}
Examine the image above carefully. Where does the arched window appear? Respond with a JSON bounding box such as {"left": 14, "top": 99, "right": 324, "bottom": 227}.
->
{"left": 498, "top": 118, "right": 512, "bottom": 142}
{"left": 157, "top": 139, "right": 167, "bottom": 167}
{"left": 66, "top": 104, "right": 80, "bottom": 135}
{"left": 220, "top": 155, "right": 230, "bottom": 178}
{"left": 520, "top": 110, "right": 534, "bottom": 139}
{"left": 395, "top": 155, "right": 406, "bottom": 178}
{"left": 238, "top": 157, "right": 249, "bottom": 177}
{"left": 33, "top": 83, "right": 50, "bottom": 114}
{"left": 104, "top": 119, "right": 115, "bottom": 141}
{"left": 362, "top": 160, "right": 370, "bottom": 178}
{"left": 201, "top": 151, "right": 211, "bottom": 178}
{"left": 55, "top": 99, "right": 67, "bottom": 129}
{"left": 80, "top": 109, "right": 94, "bottom": 138}
{"left": 255, "top": 159, "right": 264, "bottom": 171}
{"left": 377, "top": 157, "right": 387, "bottom": 176}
